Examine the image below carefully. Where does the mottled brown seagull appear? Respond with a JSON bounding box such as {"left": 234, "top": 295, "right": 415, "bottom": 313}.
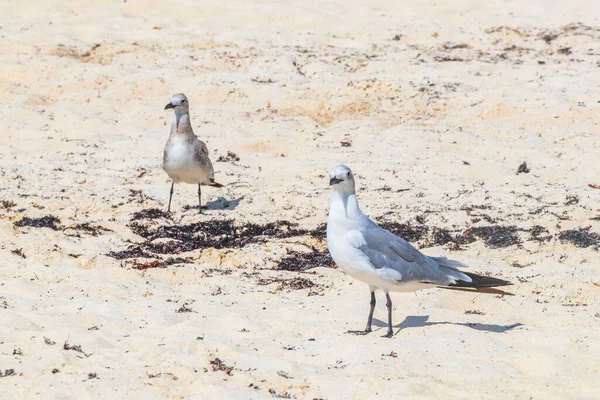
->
{"left": 163, "top": 93, "right": 223, "bottom": 213}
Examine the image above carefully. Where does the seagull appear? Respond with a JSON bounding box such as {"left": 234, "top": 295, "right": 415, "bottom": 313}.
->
{"left": 163, "top": 93, "right": 223, "bottom": 213}
{"left": 326, "top": 165, "right": 512, "bottom": 338}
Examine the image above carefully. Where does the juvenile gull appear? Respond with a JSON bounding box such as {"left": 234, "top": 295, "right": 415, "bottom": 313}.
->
{"left": 163, "top": 93, "right": 223, "bottom": 213}
{"left": 326, "top": 165, "right": 511, "bottom": 338}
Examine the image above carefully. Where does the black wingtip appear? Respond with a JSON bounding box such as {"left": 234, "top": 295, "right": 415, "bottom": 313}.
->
{"left": 209, "top": 181, "right": 224, "bottom": 188}
{"left": 450, "top": 271, "right": 512, "bottom": 289}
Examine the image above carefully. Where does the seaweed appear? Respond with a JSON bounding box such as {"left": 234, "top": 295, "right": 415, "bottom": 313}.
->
{"left": 125, "top": 219, "right": 309, "bottom": 255}
{"left": 63, "top": 223, "right": 112, "bottom": 237}
{"left": 458, "top": 226, "right": 522, "bottom": 248}
{"left": 517, "top": 162, "right": 530, "bottom": 174}
{"left": 0, "top": 200, "right": 16, "bottom": 210}
{"left": 209, "top": 358, "right": 233, "bottom": 375}
{"left": 216, "top": 151, "right": 240, "bottom": 162}
{"left": 558, "top": 228, "right": 600, "bottom": 248}
{"left": 125, "top": 257, "right": 192, "bottom": 270}
{"left": 379, "top": 221, "right": 429, "bottom": 242}
{"left": 131, "top": 208, "right": 171, "bottom": 220}
{"left": 14, "top": 215, "right": 61, "bottom": 230}
{"left": 530, "top": 225, "right": 552, "bottom": 242}
{"left": 277, "top": 250, "right": 333, "bottom": 272}
{"left": 11, "top": 249, "right": 26, "bottom": 259}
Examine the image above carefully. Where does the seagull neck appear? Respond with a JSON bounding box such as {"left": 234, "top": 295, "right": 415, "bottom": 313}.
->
{"left": 330, "top": 189, "right": 362, "bottom": 220}
{"left": 172, "top": 111, "right": 192, "bottom": 134}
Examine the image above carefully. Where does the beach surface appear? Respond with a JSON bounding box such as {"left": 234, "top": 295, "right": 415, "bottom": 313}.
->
{"left": 1, "top": 0, "right": 600, "bottom": 398}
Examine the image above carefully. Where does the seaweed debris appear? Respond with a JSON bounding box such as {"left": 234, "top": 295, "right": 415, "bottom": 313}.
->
{"left": 125, "top": 257, "right": 192, "bottom": 270}
{"left": 107, "top": 247, "right": 157, "bottom": 260}
{"left": 458, "top": 226, "right": 522, "bottom": 248}
{"left": 277, "top": 250, "right": 333, "bottom": 272}
{"left": 14, "top": 215, "right": 61, "bottom": 230}
{"left": 63, "top": 223, "right": 112, "bottom": 237}
{"left": 131, "top": 208, "right": 171, "bottom": 220}
{"left": 216, "top": 151, "right": 240, "bottom": 162}
{"left": 517, "top": 162, "right": 530, "bottom": 174}
{"left": 209, "top": 358, "right": 233, "bottom": 375}
{"left": 558, "top": 228, "right": 599, "bottom": 248}
{"left": 530, "top": 225, "right": 552, "bottom": 242}
{"left": 258, "top": 276, "right": 321, "bottom": 293}
{"left": 11, "top": 248, "right": 26, "bottom": 259}
{"left": 379, "top": 221, "right": 429, "bottom": 242}
{"left": 309, "top": 223, "right": 327, "bottom": 240}
{"left": 123, "top": 219, "right": 309, "bottom": 256}
{"left": 1, "top": 200, "right": 16, "bottom": 210}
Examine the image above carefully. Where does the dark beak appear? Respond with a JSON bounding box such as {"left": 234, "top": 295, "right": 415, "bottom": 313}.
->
{"left": 164, "top": 103, "right": 175, "bottom": 110}
{"left": 329, "top": 177, "right": 343, "bottom": 186}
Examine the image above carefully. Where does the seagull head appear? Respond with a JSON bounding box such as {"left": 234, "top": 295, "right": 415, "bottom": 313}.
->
{"left": 329, "top": 165, "right": 356, "bottom": 192}
{"left": 164, "top": 93, "right": 189, "bottom": 113}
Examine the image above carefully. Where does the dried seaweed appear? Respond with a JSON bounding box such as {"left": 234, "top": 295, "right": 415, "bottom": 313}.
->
{"left": 517, "top": 162, "right": 530, "bottom": 174}
{"left": 0, "top": 200, "right": 16, "bottom": 210}
{"left": 277, "top": 251, "right": 333, "bottom": 272}
{"left": 379, "top": 221, "right": 429, "bottom": 242}
{"left": 131, "top": 208, "right": 171, "bottom": 220}
{"left": 11, "top": 248, "right": 26, "bottom": 259}
{"left": 121, "top": 219, "right": 309, "bottom": 256}
{"left": 63, "top": 223, "right": 112, "bottom": 237}
{"left": 458, "top": 226, "right": 522, "bottom": 248}
{"left": 210, "top": 358, "right": 233, "bottom": 375}
{"left": 559, "top": 228, "right": 599, "bottom": 248}
{"left": 14, "top": 215, "right": 61, "bottom": 230}
{"left": 216, "top": 151, "right": 240, "bottom": 162}
{"left": 530, "top": 225, "right": 552, "bottom": 242}
{"left": 126, "top": 257, "right": 192, "bottom": 270}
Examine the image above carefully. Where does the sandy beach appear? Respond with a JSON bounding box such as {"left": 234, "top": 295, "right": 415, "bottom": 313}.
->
{"left": 1, "top": 0, "right": 600, "bottom": 398}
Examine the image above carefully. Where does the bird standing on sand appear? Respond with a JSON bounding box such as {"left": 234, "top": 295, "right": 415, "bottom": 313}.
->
{"left": 326, "top": 165, "right": 512, "bottom": 338}
{"left": 163, "top": 93, "right": 223, "bottom": 213}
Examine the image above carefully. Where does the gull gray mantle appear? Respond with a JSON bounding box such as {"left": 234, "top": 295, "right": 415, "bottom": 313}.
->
{"left": 326, "top": 165, "right": 512, "bottom": 338}
{"left": 163, "top": 93, "right": 223, "bottom": 212}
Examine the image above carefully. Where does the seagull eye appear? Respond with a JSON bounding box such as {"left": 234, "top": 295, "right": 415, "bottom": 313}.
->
{"left": 347, "top": 171, "right": 351, "bottom": 178}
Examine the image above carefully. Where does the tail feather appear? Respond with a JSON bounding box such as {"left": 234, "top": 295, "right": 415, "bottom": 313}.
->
{"left": 449, "top": 271, "right": 512, "bottom": 288}
{"left": 209, "top": 180, "right": 224, "bottom": 188}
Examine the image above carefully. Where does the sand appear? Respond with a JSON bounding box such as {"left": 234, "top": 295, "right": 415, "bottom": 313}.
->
{"left": 1, "top": 0, "right": 600, "bottom": 398}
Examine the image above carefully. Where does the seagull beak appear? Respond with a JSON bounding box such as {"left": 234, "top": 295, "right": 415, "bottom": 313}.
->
{"left": 164, "top": 103, "right": 175, "bottom": 110}
{"left": 329, "top": 177, "right": 343, "bottom": 186}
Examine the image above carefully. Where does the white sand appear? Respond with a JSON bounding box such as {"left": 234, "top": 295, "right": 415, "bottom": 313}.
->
{"left": 1, "top": 0, "right": 600, "bottom": 398}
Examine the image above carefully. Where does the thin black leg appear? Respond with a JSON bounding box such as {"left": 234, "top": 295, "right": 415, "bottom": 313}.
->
{"left": 384, "top": 293, "right": 393, "bottom": 338}
{"left": 197, "top": 183, "right": 202, "bottom": 214}
{"left": 167, "top": 181, "right": 174, "bottom": 212}
{"left": 365, "top": 291, "right": 376, "bottom": 333}
{"left": 347, "top": 290, "right": 376, "bottom": 336}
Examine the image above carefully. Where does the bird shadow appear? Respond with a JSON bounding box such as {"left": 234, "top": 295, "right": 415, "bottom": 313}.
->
{"left": 205, "top": 196, "right": 244, "bottom": 211}
{"left": 371, "top": 315, "right": 524, "bottom": 335}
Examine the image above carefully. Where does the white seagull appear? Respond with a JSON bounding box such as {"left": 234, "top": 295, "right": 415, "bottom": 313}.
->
{"left": 326, "top": 165, "right": 512, "bottom": 337}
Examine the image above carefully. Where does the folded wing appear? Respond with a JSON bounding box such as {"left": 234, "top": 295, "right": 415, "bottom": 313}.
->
{"left": 358, "top": 221, "right": 472, "bottom": 286}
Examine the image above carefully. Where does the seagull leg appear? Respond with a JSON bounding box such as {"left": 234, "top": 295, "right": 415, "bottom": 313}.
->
{"left": 365, "top": 290, "right": 376, "bottom": 333}
{"left": 347, "top": 289, "right": 376, "bottom": 336}
{"left": 384, "top": 293, "right": 394, "bottom": 338}
{"left": 167, "top": 181, "right": 174, "bottom": 212}
{"left": 197, "top": 183, "right": 202, "bottom": 214}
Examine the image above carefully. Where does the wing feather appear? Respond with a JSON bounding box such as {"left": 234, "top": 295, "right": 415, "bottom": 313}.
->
{"left": 357, "top": 221, "right": 470, "bottom": 285}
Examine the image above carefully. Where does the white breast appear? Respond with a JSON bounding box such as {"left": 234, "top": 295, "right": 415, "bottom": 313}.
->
{"left": 327, "top": 223, "right": 434, "bottom": 293}
{"left": 164, "top": 138, "right": 207, "bottom": 184}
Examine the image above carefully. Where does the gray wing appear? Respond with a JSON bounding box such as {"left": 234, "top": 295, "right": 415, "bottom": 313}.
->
{"left": 193, "top": 139, "right": 215, "bottom": 178}
{"left": 358, "top": 222, "right": 470, "bottom": 285}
